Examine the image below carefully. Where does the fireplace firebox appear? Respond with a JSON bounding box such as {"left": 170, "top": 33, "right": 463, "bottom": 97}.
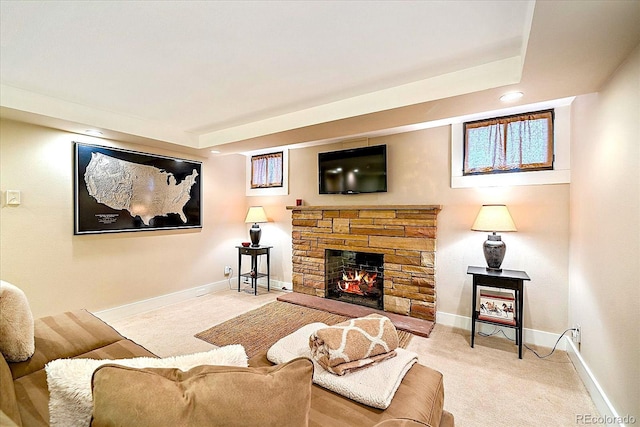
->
{"left": 325, "top": 249, "right": 384, "bottom": 310}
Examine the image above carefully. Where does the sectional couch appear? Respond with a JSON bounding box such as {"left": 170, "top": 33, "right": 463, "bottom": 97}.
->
{"left": 1, "top": 309, "right": 454, "bottom": 426}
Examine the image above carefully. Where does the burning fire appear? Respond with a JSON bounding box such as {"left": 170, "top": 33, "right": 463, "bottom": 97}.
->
{"left": 337, "top": 270, "right": 378, "bottom": 295}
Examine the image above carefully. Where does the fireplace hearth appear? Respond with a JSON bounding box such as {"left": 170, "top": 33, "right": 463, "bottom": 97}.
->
{"left": 325, "top": 249, "right": 384, "bottom": 310}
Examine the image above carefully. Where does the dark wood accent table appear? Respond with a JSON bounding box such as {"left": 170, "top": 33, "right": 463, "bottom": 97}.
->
{"left": 237, "top": 245, "right": 272, "bottom": 295}
{"left": 467, "top": 266, "right": 530, "bottom": 359}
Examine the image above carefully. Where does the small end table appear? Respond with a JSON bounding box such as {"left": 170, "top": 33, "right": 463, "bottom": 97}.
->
{"left": 237, "top": 245, "right": 272, "bottom": 295}
{"left": 467, "top": 266, "right": 530, "bottom": 359}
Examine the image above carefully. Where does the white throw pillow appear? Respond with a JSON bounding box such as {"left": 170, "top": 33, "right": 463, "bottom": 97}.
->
{"left": 0, "top": 280, "right": 35, "bottom": 362}
{"left": 45, "top": 344, "right": 248, "bottom": 427}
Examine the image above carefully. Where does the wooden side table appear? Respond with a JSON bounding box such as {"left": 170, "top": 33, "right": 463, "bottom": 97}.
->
{"left": 467, "top": 266, "right": 530, "bottom": 359}
{"left": 237, "top": 245, "right": 272, "bottom": 295}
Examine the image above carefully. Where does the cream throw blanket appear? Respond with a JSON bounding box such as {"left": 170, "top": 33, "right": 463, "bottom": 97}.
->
{"left": 309, "top": 313, "right": 399, "bottom": 375}
{"left": 267, "top": 322, "right": 417, "bottom": 409}
{"left": 45, "top": 344, "right": 248, "bottom": 427}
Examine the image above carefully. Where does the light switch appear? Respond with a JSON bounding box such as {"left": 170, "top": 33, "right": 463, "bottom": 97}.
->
{"left": 6, "top": 190, "right": 21, "bottom": 206}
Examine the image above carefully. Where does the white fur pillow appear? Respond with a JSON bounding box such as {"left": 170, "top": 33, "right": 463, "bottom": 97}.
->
{"left": 0, "top": 280, "right": 35, "bottom": 362}
{"left": 45, "top": 344, "right": 248, "bottom": 427}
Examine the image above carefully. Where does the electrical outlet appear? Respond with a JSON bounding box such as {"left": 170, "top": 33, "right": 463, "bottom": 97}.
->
{"left": 572, "top": 324, "right": 581, "bottom": 343}
{"left": 224, "top": 266, "right": 231, "bottom": 275}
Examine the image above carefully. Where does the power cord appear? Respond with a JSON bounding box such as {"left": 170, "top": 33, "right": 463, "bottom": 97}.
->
{"left": 226, "top": 268, "right": 234, "bottom": 290}
{"left": 478, "top": 327, "right": 577, "bottom": 359}
{"left": 235, "top": 265, "right": 258, "bottom": 293}
{"left": 233, "top": 258, "right": 265, "bottom": 292}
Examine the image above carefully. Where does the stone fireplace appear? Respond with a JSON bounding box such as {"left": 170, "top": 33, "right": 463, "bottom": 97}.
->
{"left": 287, "top": 205, "right": 441, "bottom": 321}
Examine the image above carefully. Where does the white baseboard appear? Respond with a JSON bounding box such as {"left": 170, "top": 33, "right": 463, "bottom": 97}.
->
{"left": 435, "top": 311, "right": 567, "bottom": 351}
{"left": 236, "top": 277, "right": 292, "bottom": 292}
{"left": 96, "top": 289, "right": 622, "bottom": 425}
{"left": 97, "top": 292, "right": 563, "bottom": 350}
{"left": 95, "top": 277, "right": 289, "bottom": 323}
{"left": 436, "top": 311, "right": 626, "bottom": 426}
{"left": 566, "top": 339, "right": 628, "bottom": 427}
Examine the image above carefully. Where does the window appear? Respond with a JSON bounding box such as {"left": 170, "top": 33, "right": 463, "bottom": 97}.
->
{"left": 246, "top": 149, "right": 289, "bottom": 196}
{"left": 463, "top": 109, "right": 554, "bottom": 175}
{"left": 251, "top": 151, "right": 283, "bottom": 188}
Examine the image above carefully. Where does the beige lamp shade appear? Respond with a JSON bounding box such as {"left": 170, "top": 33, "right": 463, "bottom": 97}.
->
{"left": 245, "top": 206, "right": 268, "bottom": 224}
{"left": 471, "top": 205, "right": 517, "bottom": 232}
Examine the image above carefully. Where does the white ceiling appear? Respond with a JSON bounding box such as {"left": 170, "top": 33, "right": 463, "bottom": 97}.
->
{"left": 1, "top": 1, "right": 639, "bottom": 156}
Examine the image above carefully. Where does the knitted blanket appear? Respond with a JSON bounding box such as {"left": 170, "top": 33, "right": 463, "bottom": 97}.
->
{"left": 309, "top": 313, "right": 399, "bottom": 375}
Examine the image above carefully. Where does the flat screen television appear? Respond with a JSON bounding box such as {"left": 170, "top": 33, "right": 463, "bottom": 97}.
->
{"left": 318, "top": 145, "right": 387, "bottom": 194}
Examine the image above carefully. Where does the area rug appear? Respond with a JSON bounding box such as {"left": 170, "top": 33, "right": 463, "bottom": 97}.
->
{"left": 195, "top": 301, "right": 413, "bottom": 358}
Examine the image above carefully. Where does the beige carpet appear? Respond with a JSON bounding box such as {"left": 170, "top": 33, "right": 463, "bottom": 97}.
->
{"left": 102, "top": 289, "right": 603, "bottom": 427}
{"left": 195, "top": 300, "right": 412, "bottom": 358}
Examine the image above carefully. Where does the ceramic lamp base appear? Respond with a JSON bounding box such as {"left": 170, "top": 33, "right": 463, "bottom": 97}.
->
{"left": 483, "top": 233, "right": 506, "bottom": 272}
{"left": 249, "top": 224, "right": 262, "bottom": 247}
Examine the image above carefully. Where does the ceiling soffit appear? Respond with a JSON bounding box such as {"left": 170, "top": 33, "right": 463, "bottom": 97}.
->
{"left": 1, "top": 1, "right": 639, "bottom": 155}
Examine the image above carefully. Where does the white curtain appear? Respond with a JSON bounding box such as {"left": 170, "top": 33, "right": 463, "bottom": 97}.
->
{"left": 464, "top": 111, "right": 552, "bottom": 174}
{"left": 251, "top": 152, "right": 283, "bottom": 188}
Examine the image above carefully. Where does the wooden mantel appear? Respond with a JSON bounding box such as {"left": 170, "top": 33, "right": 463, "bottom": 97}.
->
{"left": 287, "top": 204, "right": 442, "bottom": 322}
{"left": 286, "top": 205, "right": 442, "bottom": 211}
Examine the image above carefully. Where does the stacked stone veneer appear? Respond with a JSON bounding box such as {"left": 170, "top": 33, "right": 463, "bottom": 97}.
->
{"left": 287, "top": 205, "right": 442, "bottom": 322}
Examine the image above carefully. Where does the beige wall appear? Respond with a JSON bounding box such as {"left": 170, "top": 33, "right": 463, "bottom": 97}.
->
{"left": 251, "top": 125, "right": 570, "bottom": 333}
{"left": 569, "top": 45, "right": 639, "bottom": 419}
{"left": 0, "top": 120, "right": 247, "bottom": 317}
{"left": 1, "top": 111, "right": 571, "bottom": 335}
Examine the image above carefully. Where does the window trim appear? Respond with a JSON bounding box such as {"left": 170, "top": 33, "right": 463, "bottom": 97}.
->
{"left": 463, "top": 109, "right": 555, "bottom": 176}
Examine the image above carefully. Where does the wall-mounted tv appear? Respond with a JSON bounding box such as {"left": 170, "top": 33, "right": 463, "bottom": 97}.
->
{"left": 318, "top": 145, "right": 387, "bottom": 194}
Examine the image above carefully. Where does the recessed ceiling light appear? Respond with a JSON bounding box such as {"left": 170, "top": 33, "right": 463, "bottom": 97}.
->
{"left": 210, "top": 150, "right": 221, "bottom": 154}
{"left": 84, "top": 129, "right": 103, "bottom": 136}
{"left": 500, "top": 91, "right": 524, "bottom": 102}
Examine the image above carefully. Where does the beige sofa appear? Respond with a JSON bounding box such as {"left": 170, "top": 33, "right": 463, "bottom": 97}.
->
{"left": 1, "top": 310, "right": 454, "bottom": 427}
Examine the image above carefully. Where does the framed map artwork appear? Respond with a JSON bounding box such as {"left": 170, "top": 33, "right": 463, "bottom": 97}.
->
{"left": 74, "top": 142, "right": 202, "bottom": 234}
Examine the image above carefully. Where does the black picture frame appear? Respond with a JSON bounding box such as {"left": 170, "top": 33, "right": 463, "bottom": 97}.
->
{"left": 74, "top": 142, "right": 202, "bottom": 235}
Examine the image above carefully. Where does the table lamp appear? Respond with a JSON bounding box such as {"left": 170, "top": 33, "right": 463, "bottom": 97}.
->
{"left": 245, "top": 206, "right": 268, "bottom": 247}
{"left": 471, "top": 204, "right": 517, "bottom": 272}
